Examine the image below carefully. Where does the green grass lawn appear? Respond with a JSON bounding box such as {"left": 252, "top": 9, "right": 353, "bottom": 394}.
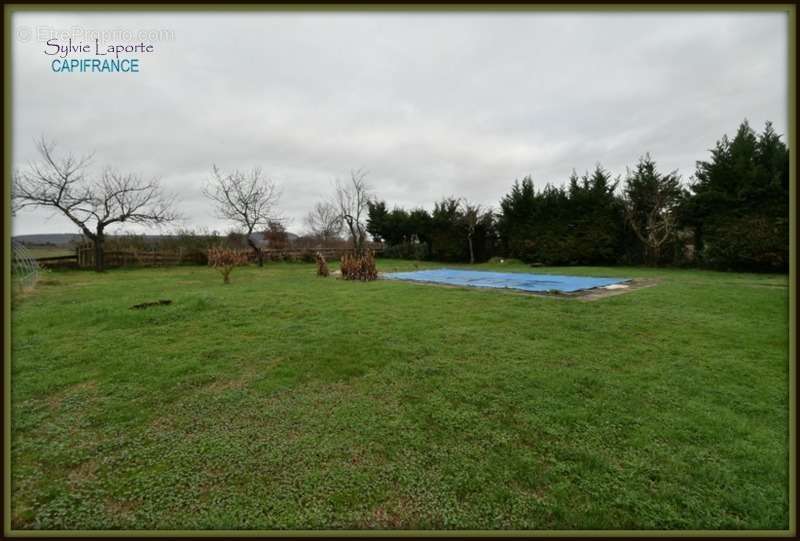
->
{"left": 10, "top": 260, "right": 789, "bottom": 530}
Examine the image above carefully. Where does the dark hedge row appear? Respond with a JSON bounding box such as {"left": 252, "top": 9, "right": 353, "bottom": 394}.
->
{"left": 368, "top": 120, "right": 789, "bottom": 272}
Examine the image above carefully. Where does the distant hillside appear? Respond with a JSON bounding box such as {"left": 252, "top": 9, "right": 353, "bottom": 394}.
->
{"left": 13, "top": 233, "right": 85, "bottom": 246}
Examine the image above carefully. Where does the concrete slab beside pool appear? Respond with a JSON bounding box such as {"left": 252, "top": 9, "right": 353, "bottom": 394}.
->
{"left": 383, "top": 269, "right": 630, "bottom": 293}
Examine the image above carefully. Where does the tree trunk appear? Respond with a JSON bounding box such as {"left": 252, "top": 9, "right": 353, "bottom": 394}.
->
{"left": 247, "top": 237, "right": 263, "bottom": 267}
{"left": 94, "top": 231, "right": 105, "bottom": 272}
{"left": 651, "top": 243, "right": 661, "bottom": 267}
{"left": 645, "top": 215, "right": 658, "bottom": 267}
{"left": 356, "top": 231, "right": 365, "bottom": 256}
{"left": 350, "top": 226, "right": 361, "bottom": 255}
{"left": 344, "top": 217, "right": 364, "bottom": 256}
{"left": 467, "top": 234, "right": 475, "bottom": 264}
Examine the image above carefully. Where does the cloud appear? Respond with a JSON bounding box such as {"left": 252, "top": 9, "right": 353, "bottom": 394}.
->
{"left": 11, "top": 10, "right": 788, "bottom": 236}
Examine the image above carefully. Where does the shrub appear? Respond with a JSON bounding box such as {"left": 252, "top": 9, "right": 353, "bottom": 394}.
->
{"left": 207, "top": 247, "right": 249, "bottom": 284}
{"left": 382, "top": 242, "right": 429, "bottom": 261}
{"left": 701, "top": 213, "right": 788, "bottom": 271}
{"left": 299, "top": 250, "right": 317, "bottom": 263}
{"left": 315, "top": 252, "right": 330, "bottom": 277}
{"left": 340, "top": 251, "right": 378, "bottom": 281}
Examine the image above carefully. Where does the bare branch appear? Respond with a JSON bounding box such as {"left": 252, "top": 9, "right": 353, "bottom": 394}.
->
{"left": 12, "top": 137, "right": 179, "bottom": 270}
{"left": 334, "top": 168, "right": 372, "bottom": 254}
{"left": 304, "top": 201, "right": 342, "bottom": 241}
{"left": 98, "top": 168, "right": 179, "bottom": 227}
{"left": 203, "top": 164, "right": 281, "bottom": 266}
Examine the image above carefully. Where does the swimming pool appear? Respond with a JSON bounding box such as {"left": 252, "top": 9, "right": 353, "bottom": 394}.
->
{"left": 383, "top": 268, "right": 629, "bottom": 293}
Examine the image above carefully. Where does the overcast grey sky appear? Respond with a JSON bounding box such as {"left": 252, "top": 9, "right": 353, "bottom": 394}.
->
{"left": 11, "top": 10, "right": 788, "bottom": 236}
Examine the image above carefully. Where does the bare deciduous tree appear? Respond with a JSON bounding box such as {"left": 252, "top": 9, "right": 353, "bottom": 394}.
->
{"left": 12, "top": 138, "right": 177, "bottom": 272}
{"left": 334, "top": 169, "right": 372, "bottom": 255}
{"left": 461, "top": 201, "right": 484, "bottom": 264}
{"left": 625, "top": 197, "right": 676, "bottom": 265}
{"left": 623, "top": 155, "right": 683, "bottom": 265}
{"left": 263, "top": 220, "right": 289, "bottom": 250}
{"left": 203, "top": 165, "right": 281, "bottom": 267}
{"left": 304, "top": 201, "right": 342, "bottom": 242}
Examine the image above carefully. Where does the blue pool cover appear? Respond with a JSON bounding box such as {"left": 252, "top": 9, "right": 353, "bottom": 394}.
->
{"left": 384, "top": 269, "right": 629, "bottom": 293}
